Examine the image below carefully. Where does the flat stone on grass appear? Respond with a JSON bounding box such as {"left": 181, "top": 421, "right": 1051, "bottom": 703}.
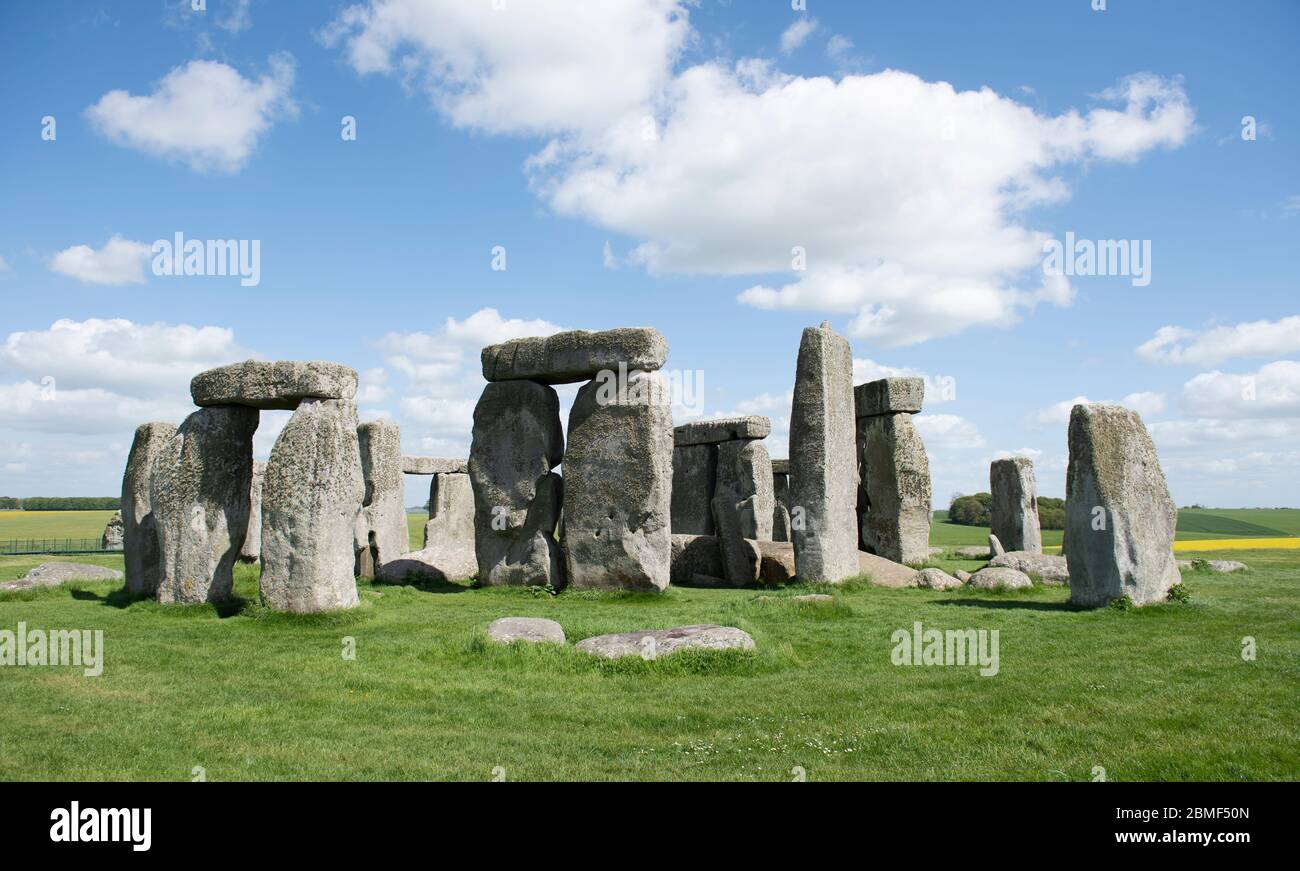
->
{"left": 575, "top": 624, "right": 755, "bottom": 659}
{"left": 487, "top": 617, "right": 566, "bottom": 645}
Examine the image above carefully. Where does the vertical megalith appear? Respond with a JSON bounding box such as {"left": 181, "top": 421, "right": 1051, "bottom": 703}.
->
{"left": 771, "top": 459, "right": 791, "bottom": 542}
{"left": 122, "top": 421, "right": 176, "bottom": 595}
{"left": 670, "top": 443, "right": 716, "bottom": 535}
{"left": 990, "top": 457, "right": 1042, "bottom": 554}
{"left": 790, "top": 322, "right": 859, "bottom": 582}
{"left": 260, "top": 399, "right": 365, "bottom": 612}
{"left": 854, "top": 377, "right": 931, "bottom": 565}
{"left": 151, "top": 407, "right": 258, "bottom": 604}
{"left": 355, "top": 420, "right": 407, "bottom": 577}
{"left": 468, "top": 381, "right": 565, "bottom": 587}
{"left": 239, "top": 460, "right": 266, "bottom": 563}
{"left": 1065, "top": 403, "right": 1179, "bottom": 607}
{"left": 563, "top": 369, "right": 673, "bottom": 591}
{"left": 716, "top": 438, "right": 774, "bottom": 540}
{"left": 420, "top": 471, "right": 478, "bottom": 578}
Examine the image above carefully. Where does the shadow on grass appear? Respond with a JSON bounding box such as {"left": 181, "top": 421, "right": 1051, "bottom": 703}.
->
{"left": 71, "top": 585, "right": 250, "bottom": 618}
{"left": 937, "top": 597, "right": 1079, "bottom": 613}
{"left": 369, "top": 573, "right": 473, "bottom": 595}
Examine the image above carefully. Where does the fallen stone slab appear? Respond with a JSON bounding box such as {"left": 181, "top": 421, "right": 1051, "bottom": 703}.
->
{"left": 954, "top": 569, "right": 972, "bottom": 583}
{"left": 1, "top": 562, "right": 123, "bottom": 592}
{"left": 1177, "top": 558, "right": 1247, "bottom": 574}
{"left": 481, "top": 327, "right": 667, "bottom": 384}
{"left": 953, "top": 546, "right": 991, "bottom": 559}
{"left": 969, "top": 566, "right": 1032, "bottom": 591}
{"left": 858, "top": 550, "right": 920, "bottom": 588}
{"left": 487, "top": 617, "right": 566, "bottom": 645}
{"left": 673, "top": 416, "right": 771, "bottom": 446}
{"left": 101, "top": 510, "right": 124, "bottom": 551}
{"left": 191, "top": 360, "right": 358, "bottom": 410}
{"left": 401, "top": 456, "right": 468, "bottom": 475}
{"left": 991, "top": 551, "right": 1069, "bottom": 585}
{"left": 854, "top": 377, "right": 924, "bottom": 417}
{"left": 792, "top": 593, "right": 834, "bottom": 603}
{"left": 121, "top": 421, "right": 177, "bottom": 596}
{"left": 575, "top": 624, "right": 755, "bottom": 659}
{"left": 918, "top": 567, "right": 963, "bottom": 590}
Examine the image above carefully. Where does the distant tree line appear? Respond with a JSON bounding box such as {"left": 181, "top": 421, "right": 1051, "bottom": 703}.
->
{"left": 0, "top": 497, "right": 120, "bottom": 511}
{"left": 947, "top": 492, "right": 1065, "bottom": 530}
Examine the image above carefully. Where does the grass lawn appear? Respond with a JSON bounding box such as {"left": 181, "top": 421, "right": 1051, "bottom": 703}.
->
{"left": 0, "top": 510, "right": 119, "bottom": 541}
{"left": 1, "top": 546, "right": 1295, "bottom": 781}
{"left": 407, "top": 512, "right": 427, "bottom": 551}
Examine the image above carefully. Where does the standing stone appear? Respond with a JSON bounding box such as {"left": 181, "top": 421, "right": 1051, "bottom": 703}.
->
{"left": 772, "top": 461, "right": 791, "bottom": 542}
{"left": 989, "top": 533, "right": 1005, "bottom": 557}
{"left": 469, "top": 381, "right": 564, "bottom": 587}
{"left": 420, "top": 472, "right": 478, "bottom": 578}
{"left": 671, "top": 443, "right": 716, "bottom": 535}
{"left": 790, "top": 323, "right": 860, "bottom": 582}
{"left": 710, "top": 495, "right": 761, "bottom": 585}
{"left": 355, "top": 420, "right": 408, "bottom": 577}
{"left": 990, "top": 457, "right": 1042, "bottom": 554}
{"left": 855, "top": 379, "right": 932, "bottom": 565}
{"left": 239, "top": 460, "right": 265, "bottom": 563}
{"left": 152, "top": 407, "right": 258, "bottom": 604}
{"left": 261, "top": 399, "right": 365, "bottom": 613}
{"left": 716, "top": 439, "right": 774, "bottom": 540}
{"left": 563, "top": 369, "right": 673, "bottom": 591}
{"left": 101, "top": 511, "right": 124, "bottom": 551}
{"left": 121, "top": 422, "right": 176, "bottom": 596}
{"left": 1065, "top": 403, "right": 1180, "bottom": 607}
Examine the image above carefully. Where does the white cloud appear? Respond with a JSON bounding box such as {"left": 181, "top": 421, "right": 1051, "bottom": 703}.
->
{"left": 1031, "top": 392, "right": 1167, "bottom": 426}
{"left": 779, "top": 17, "right": 817, "bottom": 54}
{"left": 1181, "top": 360, "right": 1300, "bottom": 418}
{"left": 852, "top": 357, "right": 955, "bottom": 404}
{"left": 824, "top": 34, "right": 861, "bottom": 70}
{"left": 991, "top": 447, "right": 1044, "bottom": 462}
{"left": 329, "top": 3, "right": 1194, "bottom": 346}
{"left": 915, "top": 413, "right": 985, "bottom": 448}
{"left": 1136, "top": 316, "right": 1300, "bottom": 366}
{"left": 218, "top": 0, "right": 253, "bottom": 34}
{"left": 85, "top": 53, "right": 296, "bottom": 173}
{"left": 49, "top": 236, "right": 150, "bottom": 285}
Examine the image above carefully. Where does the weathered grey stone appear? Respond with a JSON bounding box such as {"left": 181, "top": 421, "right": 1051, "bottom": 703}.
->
{"left": 239, "top": 461, "right": 265, "bottom": 563}
{"left": 989, "top": 534, "right": 1005, "bottom": 557}
{"left": 771, "top": 459, "right": 790, "bottom": 475}
{"left": 953, "top": 546, "right": 991, "bottom": 559}
{"left": 575, "top": 624, "right": 755, "bottom": 659}
{"left": 101, "top": 510, "right": 124, "bottom": 551}
{"left": 376, "top": 472, "right": 480, "bottom": 583}
{"left": 854, "top": 377, "right": 924, "bottom": 417}
{"left": 486, "top": 617, "right": 566, "bottom": 645}
{"left": 670, "top": 534, "right": 724, "bottom": 585}
{"left": 772, "top": 471, "right": 791, "bottom": 542}
{"left": 673, "top": 416, "right": 771, "bottom": 446}
{"left": 710, "top": 495, "right": 761, "bottom": 585}
{"left": 756, "top": 540, "right": 797, "bottom": 585}
{"left": 792, "top": 593, "right": 834, "bottom": 603}
{"left": 858, "top": 550, "right": 921, "bottom": 588}
{"left": 401, "top": 456, "right": 468, "bottom": 475}
{"left": 121, "top": 422, "right": 176, "bottom": 596}
{"left": 790, "top": 323, "right": 859, "bottom": 583}
{"left": 857, "top": 412, "right": 932, "bottom": 565}
{"left": 469, "top": 381, "right": 564, "bottom": 587}
{"left": 563, "top": 370, "right": 672, "bottom": 592}
{"left": 772, "top": 501, "right": 792, "bottom": 543}
{"left": 954, "top": 569, "right": 973, "bottom": 583}
{"left": 1065, "top": 404, "right": 1180, "bottom": 608}
{"left": 481, "top": 327, "right": 667, "bottom": 384}
{"left": 671, "top": 443, "right": 716, "bottom": 535}
{"left": 969, "top": 566, "right": 1032, "bottom": 590}
{"left": 260, "top": 399, "right": 364, "bottom": 613}
{"left": 354, "top": 420, "right": 408, "bottom": 578}
{"left": 990, "top": 551, "right": 1069, "bottom": 585}
{"left": 191, "top": 360, "right": 357, "bottom": 410}
{"left": 152, "top": 406, "right": 258, "bottom": 604}
{"left": 1, "top": 562, "right": 123, "bottom": 591}
{"left": 1177, "top": 558, "right": 1247, "bottom": 574}
{"left": 716, "top": 439, "right": 774, "bottom": 540}
{"left": 990, "top": 457, "right": 1042, "bottom": 554}
{"left": 918, "top": 567, "right": 962, "bottom": 590}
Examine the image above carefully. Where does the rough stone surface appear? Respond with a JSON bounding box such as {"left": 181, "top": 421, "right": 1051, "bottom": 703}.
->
{"left": 854, "top": 377, "right": 925, "bottom": 417}
{"left": 1065, "top": 404, "right": 1180, "bottom": 608}
{"left": 772, "top": 471, "right": 791, "bottom": 542}
{"left": 673, "top": 416, "right": 771, "bottom": 446}
{"left": 716, "top": 439, "right": 774, "bottom": 540}
{"left": 792, "top": 593, "right": 834, "bottom": 603}
{"left": 563, "top": 370, "right": 672, "bottom": 592}
{"left": 152, "top": 406, "right": 257, "bottom": 604}
{"left": 990, "top": 457, "right": 1042, "bottom": 554}
{"left": 857, "top": 411, "right": 932, "bottom": 565}
{"left": 790, "top": 323, "right": 860, "bottom": 583}
{"left": 575, "top": 624, "right": 755, "bottom": 659}
{"left": 954, "top": 546, "right": 991, "bottom": 559}
{"left": 954, "top": 569, "right": 973, "bottom": 583}
{"left": 0, "top": 562, "right": 124, "bottom": 591}
{"left": 191, "top": 360, "right": 357, "bottom": 410}
{"left": 486, "top": 617, "right": 566, "bottom": 645}
{"left": 969, "top": 566, "right": 1033, "bottom": 590}
{"left": 771, "top": 459, "right": 790, "bottom": 475}
{"left": 670, "top": 534, "right": 724, "bottom": 585}
{"left": 918, "top": 567, "right": 963, "bottom": 590}
{"left": 469, "top": 381, "right": 564, "bottom": 587}
{"left": 355, "top": 420, "right": 408, "bottom": 577}
{"left": 1177, "top": 558, "right": 1247, "bottom": 574}
{"left": 990, "top": 551, "right": 1070, "bottom": 585}
{"left": 857, "top": 550, "right": 921, "bottom": 588}
{"left": 260, "top": 399, "right": 365, "bottom": 613}
{"left": 101, "top": 510, "right": 124, "bottom": 551}
{"left": 121, "top": 422, "right": 176, "bottom": 596}
{"left": 670, "top": 443, "right": 716, "bottom": 535}
{"left": 481, "top": 327, "right": 667, "bottom": 384}
{"left": 239, "top": 461, "right": 265, "bottom": 563}
{"left": 401, "top": 456, "right": 468, "bottom": 475}
{"left": 710, "top": 495, "right": 761, "bottom": 585}
{"left": 756, "top": 540, "right": 797, "bottom": 585}
{"left": 418, "top": 472, "right": 477, "bottom": 575}
{"left": 989, "top": 534, "right": 1005, "bottom": 557}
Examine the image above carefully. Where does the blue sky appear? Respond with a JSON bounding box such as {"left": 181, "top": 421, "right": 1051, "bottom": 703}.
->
{"left": 0, "top": 0, "right": 1297, "bottom": 508}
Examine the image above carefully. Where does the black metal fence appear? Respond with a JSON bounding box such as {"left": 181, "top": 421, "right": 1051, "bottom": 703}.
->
{"left": 0, "top": 538, "right": 117, "bottom": 555}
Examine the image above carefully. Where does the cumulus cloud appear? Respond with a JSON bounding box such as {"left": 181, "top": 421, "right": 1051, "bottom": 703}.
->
{"left": 1031, "top": 392, "right": 1167, "bottom": 426}
{"left": 852, "top": 357, "right": 955, "bottom": 404}
{"left": 49, "top": 236, "right": 150, "bottom": 285}
{"left": 1181, "top": 360, "right": 1300, "bottom": 419}
{"left": 915, "top": 413, "right": 985, "bottom": 449}
{"left": 1137, "top": 316, "right": 1300, "bottom": 366}
{"left": 85, "top": 53, "right": 296, "bottom": 173}
{"left": 779, "top": 17, "right": 817, "bottom": 54}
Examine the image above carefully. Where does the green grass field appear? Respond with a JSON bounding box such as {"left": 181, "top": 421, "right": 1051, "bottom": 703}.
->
{"left": 0, "top": 510, "right": 119, "bottom": 541}
{"left": 931, "top": 507, "right": 1300, "bottom": 546}
{"left": 1, "top": 544, "right": 1295, "bottom": 781}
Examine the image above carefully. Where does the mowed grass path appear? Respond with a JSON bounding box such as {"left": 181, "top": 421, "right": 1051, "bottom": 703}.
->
{"left": 1, "top": 548, "right": 1295, "bottom": 781}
